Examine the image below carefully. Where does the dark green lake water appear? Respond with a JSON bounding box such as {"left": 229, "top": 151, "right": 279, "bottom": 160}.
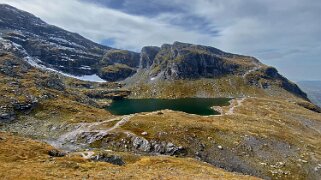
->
{"left": 107, "top": 98, "right": 230, "bottom": 116}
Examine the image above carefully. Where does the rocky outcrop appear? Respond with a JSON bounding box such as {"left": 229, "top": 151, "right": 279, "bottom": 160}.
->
{"left": 37, "top": 74, "right": 66, "bottom": 91}
{"left": 0, "top": 109, "right": 15, "bottom": 121}
{"left": 98, "top": 64, "right": 137, "bottom": 82}
{"left": 91, "top": 153, "right": 125, "bottom": 166}
{"left": 98, "top": 50, "right": 140, "bottom": 81}
{"left": 0, "top": 95, "right": 38, "bottom": 122}
{"left": 75, "top": 129, "right": 186, "bottom": 156}
{"left": 131, "top": 136, "right": 185, "bottom": 155}
{"left": 83, "top": 89, "right": 131, "bottom": 100}
{"left": 246, "top": 66, "right": 308, "bottom": 100}
{"left": 100, "top": 50, "right": 140, "bottom": 68}
{"left": 12, "top": 96, "right": 38, "bottom": 111}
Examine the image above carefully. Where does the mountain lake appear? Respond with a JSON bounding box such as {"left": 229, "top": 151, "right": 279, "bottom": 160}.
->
{"left": 107, "top": 98, "right": 231, "bottom": 116}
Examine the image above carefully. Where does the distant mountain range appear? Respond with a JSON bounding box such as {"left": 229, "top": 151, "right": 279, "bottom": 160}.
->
{"left": 298, "top": 81, "right": 321, "bottom": 107}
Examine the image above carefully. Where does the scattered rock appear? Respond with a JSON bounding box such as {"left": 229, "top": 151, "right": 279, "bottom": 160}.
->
{"left": 48, "top": 149, "right": 66, "bottom": 157}
{"left": 141, "top": 131, "right": 148, "bottom": 136}
{"left": 218, "top": 145, "right": 223, "bottom": 150}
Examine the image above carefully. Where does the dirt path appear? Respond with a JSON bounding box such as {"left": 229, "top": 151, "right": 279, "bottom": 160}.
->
{"left": 226, "top": 98, "right": 246, "bottom": 115}
{"left": 48, "top": 115, "right": 134, "bottom": 150}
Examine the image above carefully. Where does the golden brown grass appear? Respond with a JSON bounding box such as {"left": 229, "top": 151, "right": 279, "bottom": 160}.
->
{"left": 0, "top": 132, "right": 259, "bottom": 180}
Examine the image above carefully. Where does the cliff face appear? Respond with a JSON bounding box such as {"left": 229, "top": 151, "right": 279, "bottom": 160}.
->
{"left": 128, "top": 42, "right": 308, "bottom": 100}
{"left": 97, "top": 50, "right": 140, "bottom": 81}
{"left": 139, "top": 42, "right": 257, "bottom": 80}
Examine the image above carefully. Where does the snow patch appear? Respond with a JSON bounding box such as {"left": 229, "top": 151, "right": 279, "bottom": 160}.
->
{"left": 79, "top": 65, "right": 92, "bottom": 70}
{"left": 149, "top": 71, "right": 163, "bottom": 81}
{"left": 39, "top": 66, "right": 105, "bottom": 82}
{"left": 74, "top": 74, "right": 106, "bottom": 82}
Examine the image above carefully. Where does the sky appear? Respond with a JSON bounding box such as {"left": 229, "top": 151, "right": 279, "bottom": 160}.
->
{"left": 0, "top": 0, "right": 320, "bottom": 81}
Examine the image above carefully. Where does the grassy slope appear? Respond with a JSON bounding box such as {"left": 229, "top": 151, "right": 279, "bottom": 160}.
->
{"left": 0, "top": 132, "right": 259, "bottom": 180}
{"left": 114, "top": 97, "right": 321, "bottom": 179}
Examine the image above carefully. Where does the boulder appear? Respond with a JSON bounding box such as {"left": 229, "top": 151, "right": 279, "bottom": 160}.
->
{"left": 0, "top": 111, "right": 15, "bottom": 121}
{"left": 48, "top": 149, "right": 66, "bottom": 157}
{"left": 91, "top": 153, "right": 125, "bottom": 166}
{"left": 132, "top": 136, "right": 151, "bottom": 152}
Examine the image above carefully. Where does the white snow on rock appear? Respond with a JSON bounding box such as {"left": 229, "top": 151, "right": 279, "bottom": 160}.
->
{"left": 79, "top": 65, "right": 92, "bottom": 70}
{"left": 0, "top": 37, "right": 106, "bottom": 83}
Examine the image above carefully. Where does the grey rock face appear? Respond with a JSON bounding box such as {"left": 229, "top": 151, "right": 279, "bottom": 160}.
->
{"left": 140, "top": 46, "right": 160, "bottom": 69}
{"left": 140, "top": 42, "right": 244, "bottom": 80}
{"left": 98, "top": 50, "right": 140, "bottom": 81}
{"left": 98, "top": 64, "right": 137, "bottom": 82}
{"left": 101, "top": 50, "right": 140, "bottom": 68}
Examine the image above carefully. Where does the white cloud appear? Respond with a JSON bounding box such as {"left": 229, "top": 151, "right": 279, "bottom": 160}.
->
{"left": 0, "top": 0, "right": 216, "bottom": 51}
